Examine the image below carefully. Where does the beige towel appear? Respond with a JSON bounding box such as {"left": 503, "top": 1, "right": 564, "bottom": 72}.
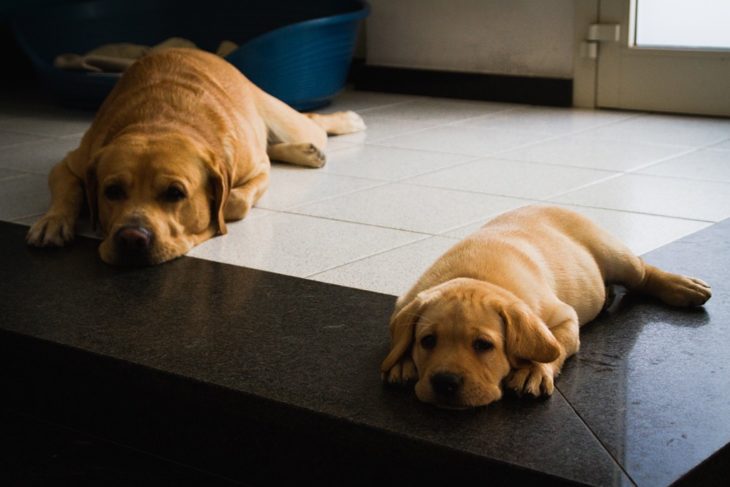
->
{"left": 54, "top": 37, "right": 236, "bottom": 73}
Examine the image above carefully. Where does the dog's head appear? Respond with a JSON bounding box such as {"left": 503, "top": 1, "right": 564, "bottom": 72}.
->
{"left": 86, "top": 131, "right": 229, "bottom": 266}
{"left": 381, "top": 278, "right": 561, "bottom": 409}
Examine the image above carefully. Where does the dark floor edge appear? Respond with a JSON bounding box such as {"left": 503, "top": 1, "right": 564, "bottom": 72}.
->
{"left": 349, "top": 62, "right": 573, "bottom": 107}
{"left": 0, "top": 327, "right": 583, "bottom": 487}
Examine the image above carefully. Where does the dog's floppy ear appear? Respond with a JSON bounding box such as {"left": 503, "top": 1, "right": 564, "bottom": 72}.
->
{"left": 498, "top": 300, "right": 561, "bottom": 364}
{"left": 84, "top": 149, "right": 104, "bottom": 231}
{"left": 380, "top": 293, "right": 431, "bottom": 374}
{"left": 207, "top": 164, "right": 229, "bottom": 235}
{"left": 196, "top": 139, "right": 231, "bottom": 236}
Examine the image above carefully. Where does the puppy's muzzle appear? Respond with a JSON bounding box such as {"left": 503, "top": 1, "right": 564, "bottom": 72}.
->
{"left": 114, "top": 225, "right": 153, "bottom": 265}
{"left": 430, "top": 372, "right": 463, "bottom": 399}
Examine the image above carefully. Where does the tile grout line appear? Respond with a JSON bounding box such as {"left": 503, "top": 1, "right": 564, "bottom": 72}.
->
{"left": 303, "top": 233, "right": 441, "bottom": 282}
{"left": 555, "top": 387, "right": 639, "bottom": 487}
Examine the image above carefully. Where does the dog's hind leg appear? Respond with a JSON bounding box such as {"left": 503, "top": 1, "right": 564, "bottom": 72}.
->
{"left": 304, "top": 111, "right": 366, "bottom": 136}
{"left": 631, "top": 261, "right": 711, "bottom": 307}
{"left": 596, "top": 233, "right": 711, "bottom": 307}
{"left": 254, "top": 86, "right": 364, "bottom": 167}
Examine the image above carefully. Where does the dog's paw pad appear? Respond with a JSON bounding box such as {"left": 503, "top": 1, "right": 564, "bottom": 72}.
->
{"left": 26, "top": 214, "right": 74, "bottom": 247}
{"left": 507, "top": 362, "right": 555, "bottom": 397}
{"left": 304, "top": 143, "right": 326, "bottom": 167}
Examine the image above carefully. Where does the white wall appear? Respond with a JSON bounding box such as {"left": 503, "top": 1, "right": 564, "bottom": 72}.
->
{"left": 366, "top": 0, "right": 575, "bottom": 79}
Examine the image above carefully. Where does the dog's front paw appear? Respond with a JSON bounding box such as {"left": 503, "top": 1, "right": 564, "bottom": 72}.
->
{"left": 382, "top": 356, "right": 418, "bottom": 385}
{"left": 329, "top": 111, "right": 366, "bottom": 135}
{"left": 506, "top": 362, "right": 555, "bottom": 397}
{"left": 26, "top": 213, "right": 75, "bottom": 247}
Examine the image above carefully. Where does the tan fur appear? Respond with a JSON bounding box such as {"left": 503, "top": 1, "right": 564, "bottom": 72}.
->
{"left": 26, "top": 48, "right": 365, "bottom": 265}
{"left": 381, "top": 205, "right": 712, "bottom": 409}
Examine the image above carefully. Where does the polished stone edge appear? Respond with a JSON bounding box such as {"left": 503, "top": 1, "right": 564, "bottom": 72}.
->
{"left": 0, "top": 409, "right": 239, "bottom": 486}
{"left": 672, "top": 443, "right": 730, "bottom": 487}
{"left": 1, "top": 324, "right": 582, "bottom": 486}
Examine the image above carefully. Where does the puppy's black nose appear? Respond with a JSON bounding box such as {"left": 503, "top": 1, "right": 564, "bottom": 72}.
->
{"left": 431, "top": 373, "right": 463, "bottom": 398}
{"left": 115, "top": 226, "right": 152, "bottom": 254}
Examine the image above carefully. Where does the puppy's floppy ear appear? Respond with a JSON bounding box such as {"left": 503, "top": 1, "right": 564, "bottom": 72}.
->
{"left": 381, "top": 294, "right": 430, "bottom": 374}
{"left": 498, "top": 300, "right": 561, "bottom": 364}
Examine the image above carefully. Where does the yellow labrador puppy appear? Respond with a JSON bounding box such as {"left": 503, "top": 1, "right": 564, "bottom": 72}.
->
{"left": 27, "top": 48, "right": 364, "bottom": 265}
{"left": 381, "top": 205, "right": 711, "bottom": 409}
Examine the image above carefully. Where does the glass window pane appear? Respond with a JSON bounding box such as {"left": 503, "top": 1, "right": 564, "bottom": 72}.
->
{"left": 636, "top": 0, "right": 730, "bottom": 49}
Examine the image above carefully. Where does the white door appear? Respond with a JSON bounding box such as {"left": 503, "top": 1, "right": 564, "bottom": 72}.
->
{"left": 574, "top": 0, "right": 730, "bottom": 116}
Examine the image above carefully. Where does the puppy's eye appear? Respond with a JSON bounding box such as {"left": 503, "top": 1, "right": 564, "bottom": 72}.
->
{"left": 104, "top": 184, "right": 126, "bottom": 201}
{"left": 163, "top": 185, "right": 187, "bottom": 202}
{"left": 473, "top": 338, "right": 494, "bottom": 353}
{"left": 420, "top": 334, "right": 437, "bottom": 350}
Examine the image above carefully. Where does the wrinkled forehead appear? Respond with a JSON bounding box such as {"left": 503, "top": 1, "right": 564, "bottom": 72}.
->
{"left": 97, "top": 137, "right": 207, "bottom": 183}
{"left": 419, "top": 295, "right": 503, "bottom": 333}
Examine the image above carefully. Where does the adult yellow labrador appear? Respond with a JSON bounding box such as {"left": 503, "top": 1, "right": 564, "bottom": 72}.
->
{"left": 381, "top": 205, "right": 711, "bottom": 409}
{"left": 26, "top": 48, "right": 365, "bottom": 265}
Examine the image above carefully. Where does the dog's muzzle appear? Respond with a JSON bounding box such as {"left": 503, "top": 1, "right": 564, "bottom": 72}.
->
{"left": 431, "top": 372, "right": 464, "bottom": 399}
{"left": 114, "top": 225, "right": 153, "bottom": 266}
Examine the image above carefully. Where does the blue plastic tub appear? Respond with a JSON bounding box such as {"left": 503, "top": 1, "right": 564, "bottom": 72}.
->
{"left": 12, "top": 0, "right": 369, "bottom": 110}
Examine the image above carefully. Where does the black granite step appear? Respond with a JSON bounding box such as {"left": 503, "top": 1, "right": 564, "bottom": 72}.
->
{"left": 1, "top": 220, "right": 728, "bottom": 486}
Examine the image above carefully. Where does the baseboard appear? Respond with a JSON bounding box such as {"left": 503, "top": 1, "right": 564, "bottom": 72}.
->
{"left": 350, "top": 62, "right": 573, "bottom": 107}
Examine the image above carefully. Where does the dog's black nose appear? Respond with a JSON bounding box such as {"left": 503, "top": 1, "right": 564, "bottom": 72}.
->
{"left": 431, "top": 373, "right": 463, "bottom": 398}
{"left": 115, "top": 226, "right": 152, "bottom": 254}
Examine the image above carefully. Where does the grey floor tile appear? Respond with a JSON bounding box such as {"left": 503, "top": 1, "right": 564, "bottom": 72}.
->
{"left": 378, "top": 124, "right": 553, "bottom": 157}
{"left": 256, "top": 165, "right": 383, "bottom": 211}
{"left": 361, "top": 97, "right": 517, "bottom": 123}
{"left": 0, "top": 110, "right": 93, "bottom": 138}
{"left": 0, "top": 136, "right": 81, "bottom": 174}
{"left": 0, "top": 168, "right": 28, "bottom": 182}
{"left": 0, "top": 131, "right": 51, "bottom": 149}
{"left": 310, "top": 236, "right": 459, "bottom": 296}
{"left": 187, "top": 212, "right": 425, "bottom": 277}
{"left": 550, "top": 173, "right": 730, "bottom": 222}
{"left": 405, "top": 157, "right": 618, "bottom": 199}
{"left": 291, "top": 182, "right": 531, "bottom": 234}
{"left": 0, "top": 174, "right": 50, "bottom": 221}
{"left": 639, "top": 149, "right": 730, "bottom": 182}
{"left": 459, "top": 106, "right": 636, "bottom": 136}
{"left": 499, "top": 134, "right": 694, "bottom": 172}
{"left": 322, "top": 145, "right": 474, "bottom": 181}
{"left": 576, "top": 114, "right": 730, "bottom": 148}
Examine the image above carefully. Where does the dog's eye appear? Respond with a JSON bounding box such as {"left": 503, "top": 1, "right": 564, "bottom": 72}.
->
{"left": 163, "top": 185, "right": 187, "bottom": 202}
{"left": 473, "top": 338, "right": 494, "bottom": 353}
{"left": 104, "top": 184, "right": 126, "bottom": 201}
{"left": 420, "top": 334, "right": 437, "bottom": 350}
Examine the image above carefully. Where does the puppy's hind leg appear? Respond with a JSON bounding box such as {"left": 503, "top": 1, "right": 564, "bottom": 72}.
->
{"left": 634, "top": 262, "right": 712, "bottom": 307}
{"left": 598, "top": 236, "right": 711, "bottom": 307}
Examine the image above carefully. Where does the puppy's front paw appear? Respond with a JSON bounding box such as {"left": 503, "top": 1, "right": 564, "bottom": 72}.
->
{"left": 26, "top": 213, "right": 75, "bottom": 247}
{"left": 507, "top": 362, "right": 555, "bottom": 397}
{"left": 382, "top": 356, "right": 418, "bottom": 385}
